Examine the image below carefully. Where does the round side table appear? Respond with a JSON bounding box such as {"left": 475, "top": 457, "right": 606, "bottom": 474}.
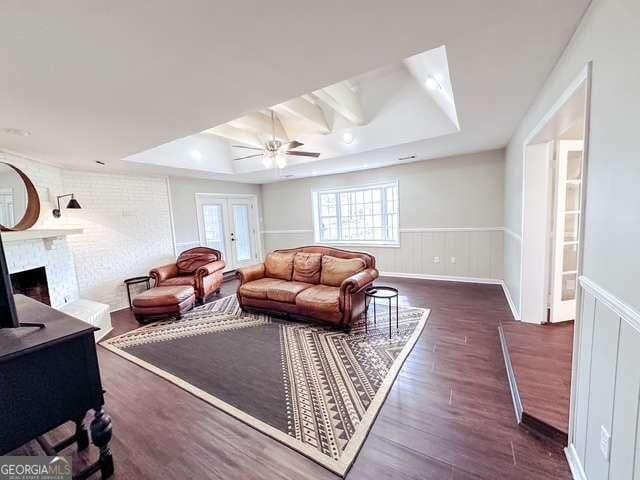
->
{"left": 124, "top": 276, "right": 152, "bottom": 310}
{"left": 364, "top": 286, "right": 399, "bottom": 338}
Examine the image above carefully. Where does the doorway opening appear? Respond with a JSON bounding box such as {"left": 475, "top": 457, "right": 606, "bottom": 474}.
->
{"left": 520, "top": 68, "right": 589, "bottom": 325}
{"left": 500, "top": 64, "right": 591, "bottom": 446}
{"left": 195, "top": 193, "right": 261, "bottom": 271}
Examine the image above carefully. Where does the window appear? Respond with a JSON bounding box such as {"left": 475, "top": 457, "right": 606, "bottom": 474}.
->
{"left": 313, "top": 182, "right": 399, "bottom": 246}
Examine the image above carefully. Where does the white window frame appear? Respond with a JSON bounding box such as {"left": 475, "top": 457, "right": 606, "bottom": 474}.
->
{"left": 312, "top": 181, "right": 400, "bottom": 248}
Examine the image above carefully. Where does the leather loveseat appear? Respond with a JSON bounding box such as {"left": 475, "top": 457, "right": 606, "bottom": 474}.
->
{"left": 150, "top": 247, "right": 225, "bottom": 304}
{"left": 236, "top": 246, "right": 379, "bottom": 327}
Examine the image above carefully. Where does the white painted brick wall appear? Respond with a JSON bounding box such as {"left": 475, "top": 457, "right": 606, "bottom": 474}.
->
{"left": 0, "top": 150, "right": 176, "bottom": 311}
{"left": 4, "top": 237, "right": 80, "bottom": 309}
{"left": 61, "top": 171, "right": 175, "bottom": 310}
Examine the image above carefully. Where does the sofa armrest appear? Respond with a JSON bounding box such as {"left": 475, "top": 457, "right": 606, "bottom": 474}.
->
{"left": 339, "top": 268, "right": 379, "bottom": 311}
{"left": 150, "top": 263, "right": 179, "bottom": 284}
{"left": 340, "top": 268, "right": 379, "bottom": 295}
{"left": 196, "top": 260, "right": 226, "bottom": 277}
{"left": 236, "top": 263, "right": 265, "bottom": 285}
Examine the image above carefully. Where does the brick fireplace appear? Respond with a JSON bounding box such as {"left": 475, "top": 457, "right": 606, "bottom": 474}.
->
{"left": 10, "top": 266, "right": 50, "bottom": 305}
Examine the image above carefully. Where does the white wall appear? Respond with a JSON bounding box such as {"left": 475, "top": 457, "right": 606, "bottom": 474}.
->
{"left": 502, "top": 0, "right": 640, "bottom": 477}
{"left": 261, "top": 149, "right": 505, "bottom": 280}
{"left": 168, "top": 176, "right": 262, "bottom": 252}
{"left": 60, "top": 171, "right": 175, "bottom": 310}
{"left": 0, "top": 150, "right": 176, "bottom": 311}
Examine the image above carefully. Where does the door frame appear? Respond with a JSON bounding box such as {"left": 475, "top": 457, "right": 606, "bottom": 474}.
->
{"left": 519, "top": 63, "right": 591, "bottom": 323}
{"left": 194, "top": 193, "right": 263, "bottom": 270}
{"left": 519, "top": 62, "right": 593, "bottom": 454}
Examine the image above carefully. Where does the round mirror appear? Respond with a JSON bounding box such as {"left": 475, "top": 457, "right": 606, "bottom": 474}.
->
{"left": 0, "top": 162, "right": 40, "bottom": 231}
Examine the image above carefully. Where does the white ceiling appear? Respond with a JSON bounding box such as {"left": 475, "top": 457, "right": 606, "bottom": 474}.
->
{"left": 0, "top": 1, "right": 590, "bottom": 183}
{"left": 126, "top": 48, "right": 461, "bottom": 180}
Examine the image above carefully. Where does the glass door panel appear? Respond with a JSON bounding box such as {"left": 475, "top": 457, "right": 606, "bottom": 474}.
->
{"left": 550, "top": 140, "right": 583, "bottom": 322}
{"left": 232, "top": 204, "right": 252, "bottom": 263}
{"left": 201, "top": 203, "right": 227, "bottom": 260}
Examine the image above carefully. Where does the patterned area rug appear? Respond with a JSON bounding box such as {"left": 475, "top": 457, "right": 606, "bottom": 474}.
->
{"left": 102, "top": 295, "right": 429, "bottom": 476}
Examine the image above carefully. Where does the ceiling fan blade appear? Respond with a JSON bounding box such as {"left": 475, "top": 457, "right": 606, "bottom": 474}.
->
{"left": 232, "top": 145, "right": 264, "bottom": 151}
{"left": 286, "top": 150, "right": 321, "bottom": 157}
{"left": 282, "top": 140, "right": 303, "bottom": 150}
{"left": 233, "top": 154, "right": 263, "bottom": 161}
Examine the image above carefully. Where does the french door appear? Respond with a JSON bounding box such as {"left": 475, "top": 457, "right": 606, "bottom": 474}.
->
{"left": 196, "top": 194, "right": 260, "bottom": 270}
{"left": 549, "top": 140, "right": 584, "bottom": 322}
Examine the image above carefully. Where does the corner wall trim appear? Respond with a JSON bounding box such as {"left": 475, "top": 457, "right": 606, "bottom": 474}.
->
{"left": 579, "top": 275, "right": 640, "bottom": 333}
{"left": 564, "top": 444, "right": 587, "bottom": 480}
{"left": 379, "top": 271, "right": 502, "bottom": 285}
{"left": 500, "top": 281, "right": 521, "bottom": 320}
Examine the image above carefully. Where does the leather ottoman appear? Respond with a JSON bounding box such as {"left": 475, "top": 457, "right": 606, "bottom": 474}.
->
{"left": 132, "top": 285, "right": 196, "bottom": 323}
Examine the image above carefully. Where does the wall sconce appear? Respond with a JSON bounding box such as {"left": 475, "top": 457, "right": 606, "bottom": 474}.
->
{"left": 53, "top": 194, "right": 82, "bottom": 218}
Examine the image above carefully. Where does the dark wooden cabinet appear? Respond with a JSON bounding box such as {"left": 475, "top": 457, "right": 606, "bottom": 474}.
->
{"left": 0, "top": 295, "right": 113, "bottom": 478}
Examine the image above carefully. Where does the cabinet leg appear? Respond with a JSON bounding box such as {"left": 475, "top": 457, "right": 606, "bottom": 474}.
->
{"left": 90, "top": 407, "right": 114, "bottom": 479}
{"left": 75, "top": 417, "right": 90, "bottom": 451}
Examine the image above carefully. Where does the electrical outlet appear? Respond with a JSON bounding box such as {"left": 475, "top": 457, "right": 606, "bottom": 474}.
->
{"left": 600, "top": 425, "right": 611, "bottom": 461}
{"left": 450, "top": 256, "right": 457, "bottom": 264}
{"left": 433, "top": 256, "right": 440, "bottom": 264}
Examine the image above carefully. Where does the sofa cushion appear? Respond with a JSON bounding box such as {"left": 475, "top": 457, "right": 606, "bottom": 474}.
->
{"left": 320, "top": 255, "right": 366, "bottom": 287}
{"left": 160, "top": 275, "right": 196, "bottom": 287}
{"left": 176, "top": 251, "right": 219, "bottom": 273}
{"left": 239, "top": 278, "right": 286, "bottom": 300}
{"left": 295, "top": 285, "right": 341, "bottom": 314}
{"left": 292, "top": 252, "right": 322, "bottom": 284}
{"left": 267, "top": 281, "right": 313, "bottom": 303}
{"left": 264, "top": 251, "right": 296, "bottom": 281}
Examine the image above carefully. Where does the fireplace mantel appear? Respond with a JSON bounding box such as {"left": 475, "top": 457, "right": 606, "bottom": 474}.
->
{"left": 1, "top": 228, "right": 83, "bottom": 243}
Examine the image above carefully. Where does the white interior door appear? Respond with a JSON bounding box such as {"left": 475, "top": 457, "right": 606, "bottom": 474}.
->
{"left": 550, "top": 140, "right": 584, "bottom": 322}
{"left": 196, "top": 194, "right": 259, "bottom": 270}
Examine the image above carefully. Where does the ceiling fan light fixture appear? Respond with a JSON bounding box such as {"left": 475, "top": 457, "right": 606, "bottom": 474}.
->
{"left": 275, "top": 151, "right": 287, "bottom": 169}
{"left": 425, "top": 76, "right": 440, "bottom": 91}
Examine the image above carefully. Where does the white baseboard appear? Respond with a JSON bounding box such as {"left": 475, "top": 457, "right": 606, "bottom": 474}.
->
{"left": 379, "top": 271, "right": 502, "bottom": 285}
{"left": 564, "top": 444, "right": 587, "bottom": 480}
{"left": 500, "top": 281, "right": 521, "bottom": 320}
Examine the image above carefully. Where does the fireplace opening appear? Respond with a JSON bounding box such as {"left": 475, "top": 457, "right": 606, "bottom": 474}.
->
{"left": 10, "top": 266, "right": 50, "bottom": 306}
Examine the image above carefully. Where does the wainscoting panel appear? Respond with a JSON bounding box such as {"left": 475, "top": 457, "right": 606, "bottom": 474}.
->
{"left": 261, "top": 228, "right": 503, "bottom": 280}
{"left": 569, "top": 277, "right": 640, "bottom": 480}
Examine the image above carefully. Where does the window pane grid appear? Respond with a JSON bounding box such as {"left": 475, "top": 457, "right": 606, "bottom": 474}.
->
{"left": 316, "top": 183, "right": 398, "bottom": 244}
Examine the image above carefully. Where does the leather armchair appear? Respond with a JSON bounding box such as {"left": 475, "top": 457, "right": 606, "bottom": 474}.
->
{"left": 150, "top": 247, "right": 225, "bottom": 303}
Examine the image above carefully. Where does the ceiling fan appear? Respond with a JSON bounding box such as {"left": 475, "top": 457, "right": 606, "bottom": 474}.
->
{"left": 232, "top": 110, "right": 320, "bottom": 168}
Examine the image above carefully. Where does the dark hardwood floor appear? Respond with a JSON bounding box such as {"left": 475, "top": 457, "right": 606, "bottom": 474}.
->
{"left": 14, "top": 277, "right": 571, "bottom": 479}
{"left": 500, "top": 320, "right": 573, "bottom": 437}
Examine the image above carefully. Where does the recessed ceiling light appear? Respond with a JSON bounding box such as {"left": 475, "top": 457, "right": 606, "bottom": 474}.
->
{"left": 342, "top": 131, "right": 354, "bottom": 144}
{"left": 190, "top": 149, "right": 203, "bottom": 160}
{"left": 425, "top": 76, "right": 440, "bottom": 91}
{"left": 1, "top": 127, "right": 31, "bottom": 137}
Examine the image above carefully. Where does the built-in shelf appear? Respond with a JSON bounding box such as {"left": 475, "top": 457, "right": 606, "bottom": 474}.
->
{"left": 1, "top": 228, "right": 83, "bottom": 243}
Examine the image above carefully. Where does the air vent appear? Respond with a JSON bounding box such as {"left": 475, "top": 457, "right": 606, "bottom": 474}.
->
{"left": 398, "top": 155, "right": 416, "bottom": 161}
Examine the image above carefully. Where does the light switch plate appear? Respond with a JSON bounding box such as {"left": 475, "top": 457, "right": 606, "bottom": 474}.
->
{"left": 450, "top": 256, "right": 457, "bottom": 264}
{"left": 433, "top": 256, "right": 440, "bottom": 264}
{"left": 600, "top": 425, "right": 611, "bottom": 461}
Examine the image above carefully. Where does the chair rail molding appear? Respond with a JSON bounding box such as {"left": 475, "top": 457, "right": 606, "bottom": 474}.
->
{"left": 579, "top": 275, "right": 640, "bottom": 332}
{"left": 503, "top": 227, "right": 522, "bottom": 242}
